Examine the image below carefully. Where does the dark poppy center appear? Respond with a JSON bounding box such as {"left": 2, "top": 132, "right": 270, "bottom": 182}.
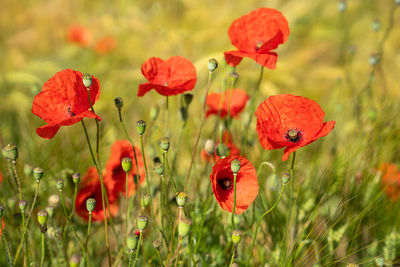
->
{"left": 217, "top": 177, "right": 232, "bottom": 191}
{"left": 67, "top": 107, "right": 76, "bottom": 117}
{"left": 255, "top": 41, "right": 263, "bottom": 51}
{"left": 285, "top": 129, "right": 303, "bottom": 143}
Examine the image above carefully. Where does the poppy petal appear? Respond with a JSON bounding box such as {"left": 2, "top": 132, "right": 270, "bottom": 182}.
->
{"left": 36, "top": 124, "right": 61, "bottom": 139}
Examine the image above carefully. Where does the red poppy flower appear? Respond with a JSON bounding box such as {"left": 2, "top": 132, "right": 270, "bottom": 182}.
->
{"left": 75, "top": 167, "right": 119, "bottom": 222}
{"left": 104, "top": 140, "right": 145, "bottom": 198}
{"left": 256, "top": 94, "right": 335, "bottom": 161}
{"left": 0, "top": 219, "right": 4, "bottom": 237}
{"left": 224, "top": 8, "right": 290, "bottom": 68}
{"left": 202, "top": 132, "right": 240, "bottom": 163}
{"left": 67, "top": 25, "right": 92, "bottom": 47}
{"left": 0, "top": 172, "right": 2, "bottom": 184}
{"left": 31, "top": 69, "right": 101, "bottom": 139}
{"left": 95, "top": 36, "right": 118, "bottom": 54}
{"left": 138, "top": 56, "right": 197, "bottom": 97}
{"left": 206, "top": 89, "right": 249, "bottom": 118}
{"left": 379, "top": 163, "right": 400, "bottom": 201}
{"left": 210, "top": 155, "right": 258, "bottom": 214}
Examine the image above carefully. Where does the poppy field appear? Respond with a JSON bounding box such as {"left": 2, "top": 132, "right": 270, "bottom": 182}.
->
{"left": 1, "top": 0, "right": 400, "bottom": 266}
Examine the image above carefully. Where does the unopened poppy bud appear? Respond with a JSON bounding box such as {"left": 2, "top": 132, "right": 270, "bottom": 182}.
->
{"left": 24, "top": 164, "right": 33, "bottom": 176}
{"left": 208, "top": 58, "right": 218, "bottom": 72}
{"left": 0, "top": 205, "right": 3, "bottom": 218}
{"left": 229, "top": 72, "right": 239, "bottom": 85}
{"left": 3, "top": 144, "right": 18, "bottom": 160}
{"left": 141, "top": 194, "right": 150, "bottom": 207}
{"left": 153, "top": 162, "right": 164, "bottom": 175}
{"left": 82, "top": 73, "right": 92, "bottom": 88}
{"left": 18, "top": 200, "right": 27, "bottom": 212}
{"left": 56, "top": 179, "right": 64, "bottom": 190}
{"left": 369, "top": 53, "right": 380, "bottom": 66}
{"left": 372, "top": 19, "right": 380, "bottom": 31}
{"left": 338, "top": 0, "right": 346, "bottom": 12}
{"left": 136, "top": 120, "right": 147, "bottom": 135}
{"left": 121, "top": 157, "right": 132, "bottom": 172}
{"left": 231, "top": 159, "right": 241, "bottom": 173}
{"left": 178, "top": 218, "right": 192, "bottom": 237}
{"left": 204, "top": 139, "right": 215, "bottom": 155}
{"left": 49, "top": 194, "right": 60, "bottom": 207}
{"left": 282, "top": 172, "right": 290, "bottom": 184}
{"left": 179, "top": 107, "right": 188, "bottom": 121}
{"left": 176, "top": 192, "right": 187, "bottom": 207}
{"left": 153, "top": 240, "right": 162, "bottom": 250}
{"left": 86, "top": 198, "right": 96, "bottom": 213}
{"left": 45, "top": 206, "right": 54, "bottom": 218}
{"left": 182, "top": 94, "right": 193, "bottom": 106}
{"left": 114, "top": 97, "right": 123, "bottom": 109}
{"left": 150, "top": 106, "right": 159, "bottom": 121}
{"left": 137, "top": 215, "right": 148, "bottom": 231}
{"left": 231, "top": 229, "right": 242, "bottom": 245}
{"left": 69, "top": 254, "right": 81, "bottom": 267}
{"left": 160, "top": 137, "right": 170, "bottom": 152}
{"left": 127, "top": 231, "right": 140, "bottom": 250}
{"left": 33, "top": 167, "right": 44, "bottom": 181}
{"left": 216, "top": 144, "right": 227, "bottom": 158}
{"left": 72, "top": 173, "right": 80, "bottom": 184}
{"left": 37, "top": 210, "right": 48, "bottom": 226}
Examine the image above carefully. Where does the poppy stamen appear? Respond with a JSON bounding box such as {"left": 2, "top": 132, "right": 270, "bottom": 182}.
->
{"left": 67, "top": 107, "right": 76, "bottom": 117}
{"left": 255, "top": 41, "right": 263, "bottom": 51}
{"left": 285, "top": 129, "right": 303, "bottom": 143}
{"left": 217, "top": 177, "right": 233, "bottom": 191}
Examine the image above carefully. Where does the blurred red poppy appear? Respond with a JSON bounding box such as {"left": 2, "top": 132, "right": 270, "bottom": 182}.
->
{"left": 75, "top": 167, "right": 119, "bottom": 222}
{"left": 256, "top": 94, "right": 335, "bottom": 161}
{"left": 206, "top": 89, "right": 249, "bottom": 118}
{"left": 67, "top": 25, "right": 92, "bottom": 47}
{"left": 95, "top": 36, "right": 117, "bottom": 54}
{"left": 0, "top": 172, "right": 2, "bottom": 184}
{"left": 0, "top": 219, "right": 4, "bottom": 237}
{"left": 379, "top": 163, "right": 400, "bottom": 201}
{"left": 104, "top": 140, "right": 145, "bottom": 198}
{"left": 224, "top": 8, "right": 290, "bottom": 68}
{"left": 138, "top": 56, "right": 197, "bottom": 97}
{"left": 31, "top": 69, "right": 101, "bottom": 139}
{"left": 201, "top": 132, "right": 240, "bottom": 163}
{"left": 210, "top": 155, "right": 258, "bottom": 214}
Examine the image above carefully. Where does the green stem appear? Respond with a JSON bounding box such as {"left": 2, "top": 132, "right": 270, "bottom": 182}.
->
{"left": 245, "top": 183, "right": 286, "bottom": 267}
{"left": 157, "top": 250, "right": 164, "bottom": 267}
{"left": 133, "top": 232, "right": 143, "bottom": 267}
{"left": 9, "top": 160, "right": 22, "bottom": 201}
{"left": 163, "top": 152, "right": 177, "bottom": 193}
{"left": 231, "top": 173, "right": 238, "bottom": 229}
{"left": 40, "top": 233, "right": 45, "bottom": 267}
{"left": 229, "top": 245, "right": 236, "bottom": 267}
{"left": 69, "top": 184, "right": 78, "bottom": 221}
{"left": 184, "top": 71, "right": 213, "bottom": 191}
{"left": 1, "top": 219, "right": 14, "bottom": 266}
{"left": 84, "top": 212, "right": 92, "bottom": 265}
{"left": 165, "top": 96, "right": 169, "bottom": 133}
{"left": 125, "top": 171, "right": 129, "bottom": 237}
{"left": 128, "top": 251, "right": 134, "bottom": 267}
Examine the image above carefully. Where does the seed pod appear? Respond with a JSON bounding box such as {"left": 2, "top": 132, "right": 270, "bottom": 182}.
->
{"left": 72, "top": 173, "right": 81, "bottom": 184}
{"left": 86, "top": 198, "right": 96, "bottom": 213}
{"left": 176, "top": 192, "right": 187, "bottom": 207}
{"left": 178, "top": 218, "right": 193, "bottom": 237}
{"left": 33, "top": 167, "right": 44, "bottom": 181}
{"left": 121, "top": 157, "right": 132, "bottom": 172}
{"left": 82, "top": 73, "right": 93, "bottom": 88}
{"left": 136, "top": 120, "right": 147, "bottom": 135}
{"left": 137, "top": 215, "right": 148, "bottom": 231}
{"left": 37, "top": 210, "right": 48, "bottom": 226}
{"left": 114, "top": 97, "right": 123, "bottom": 109}
{"left": 208, "top": 58, "right": 218, "bottom": 72}
{"left": 231, "top": 229, "right": 242, "bottom": 245}
{"left": 231, "top": 159, "right": 241, "bottom": 173}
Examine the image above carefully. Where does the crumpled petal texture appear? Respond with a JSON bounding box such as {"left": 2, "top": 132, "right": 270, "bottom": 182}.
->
{"left": 210, "top": 156, "right": 258, "bottom": 214}
{"left": 256, "top": 94, "right": 335, "bottom": 161}
{"left": 225, "top": 7, "right": 290, "bottom": 68}
{"left": 138, "top": 56, "right": 197, "bottom": 96}
{"left": 32, "top": 69, "right": 101, "bottom": 139}
{"left": 206, "top": 88, "right": 249, "bottom": 118}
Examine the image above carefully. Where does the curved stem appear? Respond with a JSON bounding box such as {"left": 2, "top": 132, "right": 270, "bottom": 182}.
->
{"left": 245, "top": 183, "right": 286, "bottom": 267}
{"left": 231, "top": 173, "right": 238, "bottom": 229}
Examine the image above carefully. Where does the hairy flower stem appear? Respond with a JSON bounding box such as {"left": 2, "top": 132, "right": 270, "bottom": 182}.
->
{"left": 229, "top": 245, "right": 236, "bottom": 267}
{"left": 128, "top": 251, "right": 134, "bottom": 267}
{"left": 8, "top": 159, "right": 22, "bottom": 201}
{"left": 40, "top": 233, "right": 45, "bottom": 267}
{"left": 68, "top": 184, "right": 78, "bottom": 221}
{"left": 14, "top": 181, "right": 40, "bottom": 265}
{"left": 184, "top": 71, "right": 213, "bottom": 191}
{"left": 83, "top": 212, "right": 92, "bottom": 265}
{"left": 231, "top": 173, "right": 238, "bottom": 229}
{"left": 133, "top": 232, "right": 143, "bottom": 267}
{"left": 1, "top": 220, "right": 14, "bottom": 265}
{"left": 245, "top": 183, "right": 286, "bottom": 267}
{"left": 124, "top": 171, "right": 130, "bottom": 238}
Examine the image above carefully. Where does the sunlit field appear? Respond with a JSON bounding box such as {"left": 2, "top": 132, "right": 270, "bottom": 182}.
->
{"left": 1, "top": 0, "right": 400, "bottom": 266}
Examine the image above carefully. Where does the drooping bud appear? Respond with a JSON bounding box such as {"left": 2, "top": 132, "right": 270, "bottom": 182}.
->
{"left": 141, "top": 194, "right": 150, "bottom": 207}
{"left": 69, "top": 254, "right": 81, "bottom": 267}
{"left": 150, "top": 105, "right": 159, "bottom": 121}
{"left": 231, "top": 230, "right": 242, "bottom": 245}
{"left": 176, "top": 192, "right": 187, "bottom": 207}
{"left": 160, "top": 137, "right": 170, "bottom": 152}
{"left": 37, "top": 210, "right": 48, "bottom": 226}
{"left": 56, "top": 179, "right": 64, "bottom": 190}
{"left": 33, "top": 167, "right": 44, "bottom": 181}
{"left": 137, "top": 215, "right": 149, "bottom": 231}
{"left": 24, "top": 164, "right": 34, "bottom": 176}
{"left": 3, "top": 144, "right": 18, "bottom": 160}
{"left": 18, "top": 200, "right": 27, "bottom": 212}
{"left": 216, "top": 144, "right": 227, "bottom": 158}
{"left": 45, "top": 206, "right": 54, "bottom": 218}
{"left": 86, "top": 198, "right": 96, "bottom": 213}
{"left": 182, "top": 94, "right": 193, "bottom": 106}
{"left": 204, "top": 139, "right": 215, "bottom": 155}
{"left": 72, "top": 173, "right": 81, "bottom": 184}
{"left": 178, "top": 218, "right": 193, "bottom": 237}
{"left": 152, "top": 240, "right": 162, "bottom": 250}
{"left": 153, "top": 162, "right": 164, "bottom": 176}
{"left": 82, "top": 73, "right": 93, "bottom": 88}
{"left": 127, "top": 231, "right": 140, "bottom": 250}
{"left": 208, "top": 58, "right": 218, "bottom": 72}
{"left": 229, "top": 72, "right": 239, "bottom": 85}
{"left": 282, "top": 173, "right": 290, "bottom": 185}
{"left": 136, "top": 120, "right": 147, "bottom": 135}
{"left": 230, "top": 159, "right": 241, "bottom": 173}
{"left": 114, "top": 97, "right": 123, "bottom": 109}
{"left": 121, "top": 157, "right": 132, "bottom": 173}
